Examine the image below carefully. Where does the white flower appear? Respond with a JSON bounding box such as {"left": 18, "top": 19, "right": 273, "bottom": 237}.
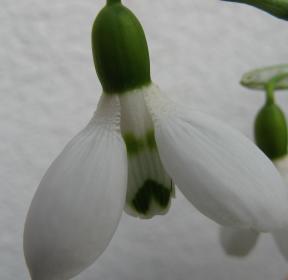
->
{"left": 23, "top": 1, "right": 288, "bottom": 278}
{"left": 220, "top": 155, "right": 288, "bottom": 260}
{"left": 24, "top": 83, "right": 288, "bottom": 279}
{"left": 220, "top": 64, "right": 288, "bottom": 261}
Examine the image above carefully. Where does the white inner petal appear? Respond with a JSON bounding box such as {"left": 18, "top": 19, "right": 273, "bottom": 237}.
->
{"left": 119, "top": 87, "right": 174, "bottom": 219}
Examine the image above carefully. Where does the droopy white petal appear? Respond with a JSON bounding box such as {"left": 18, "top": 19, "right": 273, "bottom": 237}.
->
{"left": 273, "top": 156, "right": 288, "bottom": 261}
{"left": 273, "top": 230, "right": 288, "bottom": 261}
{"left": 220, "top": 227, "right": 259, "bottom": 257}
{"left": 144, "top": 84, "right": 288, "bottom": 231}
{"left": 24, "top": 94, "right": 127, "bottom": 280}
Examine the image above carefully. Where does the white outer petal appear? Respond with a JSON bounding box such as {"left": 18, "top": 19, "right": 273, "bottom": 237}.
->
{"left": 273, "top": 230, "right": 288, "bottom": 261}
{"left": 220, "top": 227, "right": 259, "bottom": 257}
{"left": 24, "top": 94, "right": 127, "bottom": 280}
{"left": 273, "top": 156, "right": 288, "bottom": 261}
{"left": 144, "top": 84, "right": 288, "bottom": 231}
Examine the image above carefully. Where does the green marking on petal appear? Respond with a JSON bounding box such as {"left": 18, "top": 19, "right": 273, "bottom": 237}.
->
{"left": 123, "top": 133, "right": 145, "bottom": 155}
{"left": 132, "top": 179, "right": 172, "bottom": 215}
{"left": 123, "top": 130, "right": 157, "bottom": 155}
{"left": 146, "top": 130, "right": 157, "bottom": 150}
{"left": 153, "top": 180, "right": 172, "bottom": 207}
{"left": 131, "top": 181, "right": 152, "bottom": 214}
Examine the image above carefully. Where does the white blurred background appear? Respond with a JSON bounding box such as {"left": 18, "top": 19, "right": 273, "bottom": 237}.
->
{"left": 1, "top": 0, "right": 288, "bottom": 279}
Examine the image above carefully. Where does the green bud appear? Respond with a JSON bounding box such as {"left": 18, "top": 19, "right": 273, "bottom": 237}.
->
{"left": 92, "top": 0, "right": 151, "bottom": 94}
{"left": 255, "top": 103, "right": 287, "bottom": 160}
{"left": 242, "top": 68, "right": 288, "bottom": 159}
{"left": 222, "top": 0, "right": 288, "bottom": 20}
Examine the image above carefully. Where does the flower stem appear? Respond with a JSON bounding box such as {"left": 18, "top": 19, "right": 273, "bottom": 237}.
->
{"left": 222, "top": 0, "right": 288, "bottom": 20}
{"left": 265, "top": 73, "right": 288, "bottom": 105}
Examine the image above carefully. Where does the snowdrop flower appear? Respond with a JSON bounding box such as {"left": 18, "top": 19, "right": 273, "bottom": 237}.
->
{"left": 220, "top": 65, "right": 288, "bottom": 260}
{"left": 24, "top": 2, "right": 288, "bottom": 279}
{"left": 221, "top": 0, "right": 288, "bottom": 20}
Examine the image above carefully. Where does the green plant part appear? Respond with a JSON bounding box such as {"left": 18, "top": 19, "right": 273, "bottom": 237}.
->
{"left": 132, "top": 179, "right": 173, "bottom": 215}
{"left": 119, "top": 89, "right": 174, "bottom": 218}
{"left": 254, "top": 73, "right": 288, "bottom": 159}
{"left": 222, "top": 0, "right": 288, "bottom": 20}
{"left": 255, "top": 104, "right": 287, "bottom": 159}
{"left": 92, "top": 0, "right": 151, "bottom": 94}
{"left": 241, "top": 64, "right": 288, "bottom": 90}
{"left": 23, "top": 1, "right": 288, "bottom": 279}
{"left": 92, "top": 0, "right": 174, "bottom": 218}
{"left": 123, "top": 130, "right": 157, "bottom": 155}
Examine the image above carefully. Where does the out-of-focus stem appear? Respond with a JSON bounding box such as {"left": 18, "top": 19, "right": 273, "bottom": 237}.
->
{"left": 265, "top": 73, "right": 288, "bottom": 105}
{"left": 222, "top": 0, "right": 288, "bottom": 20}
